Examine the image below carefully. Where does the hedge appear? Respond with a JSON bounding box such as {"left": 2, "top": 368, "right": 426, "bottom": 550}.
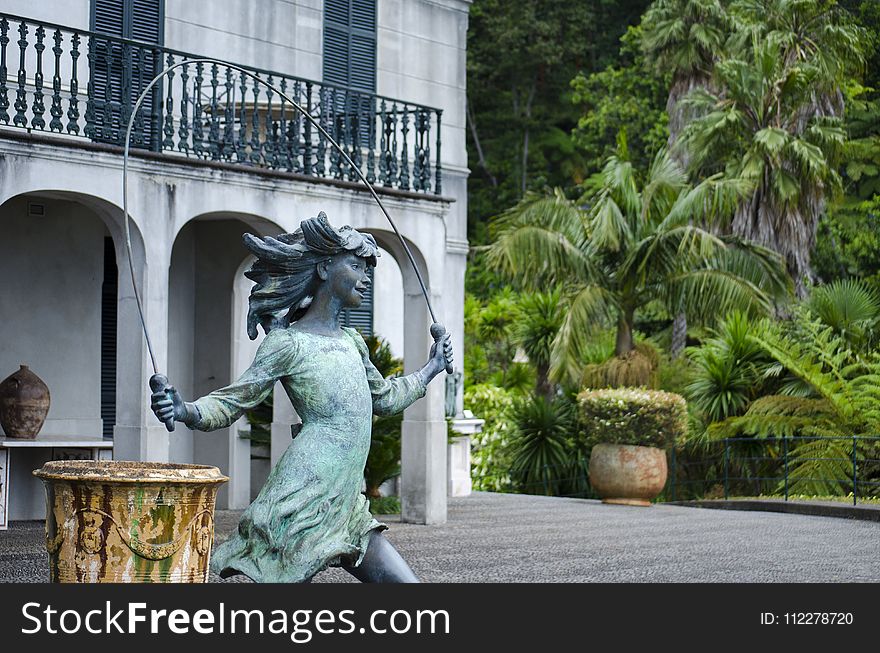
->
{"left": 577, "top": 387, "right": 687, "bottom": 449}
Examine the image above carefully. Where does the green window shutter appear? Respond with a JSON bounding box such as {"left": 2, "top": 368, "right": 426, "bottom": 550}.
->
{"left": 323, "top": 0, "right": 376, "bottom": 92}
{"left": 92, "top": 0, "right": 164, "bottom": 41}
{"left": 90, "top": 0, "right": 164, "bottom": 146}
{"left": 340, "top": 266, "right": 374, "bottom": 337}
{"left": 101, "top": 237, "right": 118, "bottom": 439}
{"left": 93, "top": 0, "right": 125, "bottom": 35}
{"left": 325, "top": 2, "right": 376, "bottom": 333}
{"left": 129, "top": 0, "right": 164, "bottom": 43}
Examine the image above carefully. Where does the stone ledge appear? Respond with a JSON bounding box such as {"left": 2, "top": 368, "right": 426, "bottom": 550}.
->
{"left": 667, "top": 499, "right": 880, "bottom": 522}
{"left": 0, "top": 129, "right": 456, "bottom": 204}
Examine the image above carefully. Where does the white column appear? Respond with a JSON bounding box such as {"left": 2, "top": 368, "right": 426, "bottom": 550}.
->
{"left": 400, "top": 289, "right": 448, "bottom": 525}
{"left": 113, "top": 229, "right": 170, "bottom": 463}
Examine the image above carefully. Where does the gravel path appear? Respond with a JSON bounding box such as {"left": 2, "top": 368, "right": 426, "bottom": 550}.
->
{"left": 2, "top": 492, "right": 877, "bottom": 582}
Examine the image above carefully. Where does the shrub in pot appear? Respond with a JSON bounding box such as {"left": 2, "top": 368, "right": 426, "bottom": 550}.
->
{"left": 578, "top": 388, "right": 687, "bottom": 506}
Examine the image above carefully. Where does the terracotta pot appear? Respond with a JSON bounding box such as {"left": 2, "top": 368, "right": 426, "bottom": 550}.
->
{"left": 33, "top": 460, "right": 228, "bottom": 583}
{"left": 588, "top": 443, "right": 668, "bottom": 507}
{"left": 0, "top": 365, "right": 50, "bottom": 438}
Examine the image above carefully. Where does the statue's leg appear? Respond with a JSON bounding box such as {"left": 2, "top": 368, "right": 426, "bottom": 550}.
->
{"left": 343, "top": 531, "right": 419, "bottom": 583}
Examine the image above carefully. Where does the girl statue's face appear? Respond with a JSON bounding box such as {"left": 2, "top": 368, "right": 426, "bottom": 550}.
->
{"left": 322, "top": 253, "right": 371, "bottom": 308}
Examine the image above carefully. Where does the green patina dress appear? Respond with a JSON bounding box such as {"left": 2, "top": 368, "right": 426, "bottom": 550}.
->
{"left": 192, "top": 326, "right": 426, "bottom": 583}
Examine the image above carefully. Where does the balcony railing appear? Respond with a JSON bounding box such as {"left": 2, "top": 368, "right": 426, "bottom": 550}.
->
{"left": 0, "top": 13, "right": 442, "bottom": 195}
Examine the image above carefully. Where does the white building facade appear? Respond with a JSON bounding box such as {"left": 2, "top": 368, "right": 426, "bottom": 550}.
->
{"left": 0, "top": 0, "right": 470, "bottom": 525}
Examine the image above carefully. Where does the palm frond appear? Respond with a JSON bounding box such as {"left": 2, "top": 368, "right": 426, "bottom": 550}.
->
{"left": 659, "top": 174, "right": 754, "bottom": 231}
{"left": 673, "top": 268, "right": 772, "bottom": 322}
{"left": 588, "top": 188, "right": 632, "bottom": 253}
{"left": 808, "top": 279, "right": 880, "bottom": 352}
{"left": 484, "top": 225, "right": 592, "bottom": 290}
{"left": 548, "top": 285, "right": 615, "bottom": 386}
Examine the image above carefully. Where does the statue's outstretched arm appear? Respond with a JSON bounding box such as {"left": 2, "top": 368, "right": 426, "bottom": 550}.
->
{"left": 150, "top": 328, "right": 297, "bottom": 431}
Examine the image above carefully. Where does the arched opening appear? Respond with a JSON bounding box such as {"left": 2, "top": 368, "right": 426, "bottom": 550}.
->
{"left": 359, "top": 229, "right": 448, "bottom": 524}
{"left": 0, "top": 190, "right": 146, "bottom": 520}
{"left": 373, "top": 246, "right": 404, "bottom": 358}
{"left": 167, "top": 212, "right": 282, "bottom": 508}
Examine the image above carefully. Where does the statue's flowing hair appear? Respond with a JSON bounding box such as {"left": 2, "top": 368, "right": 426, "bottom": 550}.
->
{"left": 242, "top": 212, "right": 379, "bottom": 339}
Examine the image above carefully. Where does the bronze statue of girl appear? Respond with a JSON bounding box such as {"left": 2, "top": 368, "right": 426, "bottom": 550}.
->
{"left": 150, "top": 213, "right": 452, "bottom": 583}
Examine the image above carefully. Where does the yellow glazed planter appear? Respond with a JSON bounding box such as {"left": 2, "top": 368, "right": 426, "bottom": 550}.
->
{"left": 588, "top": 443, "right": 667, "bottom": 507}
{"left": 33, "top": 460, "right": 228, "bottom": 583}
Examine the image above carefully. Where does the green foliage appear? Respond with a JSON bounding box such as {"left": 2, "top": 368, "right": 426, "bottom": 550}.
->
{"left": 240, "top": 393, "right": 273, "bottom": 445}
{"left": 483, "top": 149, "right": 790, "bottom": 386}
{"left": 465, "top": 287, "right": 565, "bottom": 397}
{"left": 513, "top": 287, "right": 565, "bottom": 396}
{"left": 363, "top": 335, "right": 403, "bottom": 378}
{"left": 466, "top": 0, "right": 652, "bottom": 240}
{"left": 578, "top": 387, "right": 688, "bottom": 449}
{"left": 514, "top": 288, "right": 564, "bottom": 371}
{"left": 507, "top": 396, "right": 576, "bottom": 496}
{"left": 490, "top": 362, "right": 536, "bottom": 394}
{"left": 680, "top": 0, "right": 868, "bottom": 292}
{"left": 641, "top": 0, "right": 730, "bottom": 79}
{"left": 813, "top": 197, "right": 880, "bottom": 289}
{"left": 463, "top": 291, "right": 513, "bottom": 386}
{"left": 363, "top": 335, "right": 404, "bottom": 498}
{"left": 704, "top": 306, "right": 880, "bottom": 495}
{"left": 842, "top": 84, "right": 880, "bottom": 199}
{"left": 368, "top": 495, "right": 401, "bottom": 515}
{"left": 364, "top": 413, "right": 402, "bottom": 499}
{"left": 686, "top": 311, "right": 770, "bottom": 422}
{"left": 571, "top": 26, "right": 670, "bottom": 174}
{"left": 641, "top": 0, "right": 732, "bottom": 148}
{"left": 808, "top": 278, "right": 880, "bottom": 351}
{"left": 710, "top": 310, "right": 880, "bottom": 439}
{"left": 657, "top": 353, "right": 697, "bottom": 396}
{"left": 464, "top": 383, "right": 516, "bottom": 491}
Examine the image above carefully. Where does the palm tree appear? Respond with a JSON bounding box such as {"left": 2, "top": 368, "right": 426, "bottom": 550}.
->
{"left": 808, "top": 278, "right": 880, "bottom": 353}
{"left": 686, "top": 310, "right": 770, "bottom": 423}
{"left": 684, "top": 0, "right": 866, "bottom": 296}
{"left": 514, "top": 288, "right": 564, "bottom": 400}
{"left": 642, "top": 0, "right": 731, "bottom": 167}
{"left": 643, "top": 0, "right": 733, "bottom": 357}
{"left": 484, "top": 148, "right": 791, "bottom": 386}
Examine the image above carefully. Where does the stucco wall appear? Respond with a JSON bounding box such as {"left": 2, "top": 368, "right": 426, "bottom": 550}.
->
{"left": 372, "top": 245, "right": 404, "bottom": 356}
{"left": 377, "top": 0, "right": 469, "bottom": 171}
{"left": 164, "top": 0, "right": 323, "bottom": 81}
{"left": 167, "top": 222, "right": 196, "bottom": 463}
{"left": 1, "top": 0, "right": 89, "bottom": 31}
{"left": 0, "top": 195, "right": 104, "bottom": 437}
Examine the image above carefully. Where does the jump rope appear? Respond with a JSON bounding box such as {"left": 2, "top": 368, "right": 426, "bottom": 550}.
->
{"left": 122, "top": 59, "right": 451, "bottom": 431}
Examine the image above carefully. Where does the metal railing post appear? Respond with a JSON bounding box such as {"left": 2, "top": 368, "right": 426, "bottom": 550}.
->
{"left": 723, "top": 439, "right": 729, "bottom": 500}
{"left": 852, "top": 435, "right": 858, "bottom": 506}
{"left": 782, "top": 435, "right": 789, "bottom": 502}
{"left": 150, "top": 46, "right": 162, "bottom": 152}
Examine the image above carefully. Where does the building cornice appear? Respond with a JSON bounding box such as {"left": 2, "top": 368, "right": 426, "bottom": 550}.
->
{"left": 0, "top": 130, "right": 456, "bottom": 205}
{"left": 446, "top": 237, "right": 470, "bottom": 256}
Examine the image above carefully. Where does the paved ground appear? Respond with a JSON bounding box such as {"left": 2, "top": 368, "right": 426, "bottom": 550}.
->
{"left": 1, "top": 492, "right": 877, "bottom": 582}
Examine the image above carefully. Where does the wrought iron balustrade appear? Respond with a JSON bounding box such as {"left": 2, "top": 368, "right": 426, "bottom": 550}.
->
{"left": 0, "top": 13, "right": 442, "bottom": 194}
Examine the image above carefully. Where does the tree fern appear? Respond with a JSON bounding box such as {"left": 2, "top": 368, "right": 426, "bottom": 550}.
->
{"left": 708, "top": 308, "right": 880, "bottom": 496}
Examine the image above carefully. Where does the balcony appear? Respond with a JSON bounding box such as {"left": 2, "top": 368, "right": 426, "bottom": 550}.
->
{"left": 0, "top": 13, "right": 443, "bottom": 195}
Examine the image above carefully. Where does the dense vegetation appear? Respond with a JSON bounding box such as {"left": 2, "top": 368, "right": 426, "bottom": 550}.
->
{"left": 464, "top": 0, "right": 880, "bottom": 500}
